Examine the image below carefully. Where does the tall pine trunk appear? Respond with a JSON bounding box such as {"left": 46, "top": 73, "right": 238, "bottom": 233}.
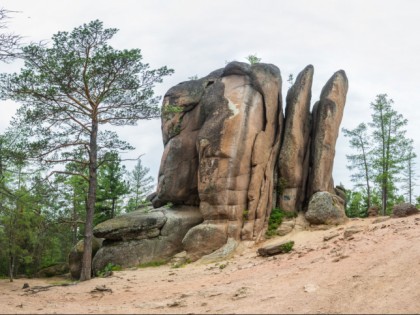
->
{"left": 80, "top": 120, "right": 98, "bottom": 281}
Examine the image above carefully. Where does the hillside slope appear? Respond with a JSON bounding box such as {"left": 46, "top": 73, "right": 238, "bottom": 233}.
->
{"left": 1, "top": 214, "right": 419, "bottom": 314}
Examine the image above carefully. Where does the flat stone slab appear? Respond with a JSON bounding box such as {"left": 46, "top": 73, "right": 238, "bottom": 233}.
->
{"left": 93, "top": 209, "right": 167, "bottom": 241}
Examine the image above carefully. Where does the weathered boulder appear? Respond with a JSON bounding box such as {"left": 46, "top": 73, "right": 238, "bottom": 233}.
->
{"left": 392, "top": 203, "right": 419, "bottom": 217}
{"left": 278, "top": 65, "right": 313, "bottom": 212}
{"left": 195, "top": 237, "right": 239, "bottom": 264}
{"left": 68, "top": 237, "right": 103, "bottom": 280}
{"left": 92, "top": 206, "right": 203, "bottom": 272}
{"left": 93, "top": 208, "right": 166, "bottom": 241}
{"left": 307, "top": 70, "right": 348, "bottom": 199}
{"left": 257, "top": 240, "right": 295, "bottom": 256}
{"left": 182, "top": 223, "right": 229, "bottom": 262}
{"left": 276, "top": 219, "right": 295, "bottom": 236}
{"left": 36, "top": 263, "right": 69, "bottom": 278}
{"left": 305, "top": 191, "right": 347, "bottom": 225}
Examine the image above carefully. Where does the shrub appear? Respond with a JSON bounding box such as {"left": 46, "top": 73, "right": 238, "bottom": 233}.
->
{"left": 266, "top": 208, "right": 297, "bottom": 237}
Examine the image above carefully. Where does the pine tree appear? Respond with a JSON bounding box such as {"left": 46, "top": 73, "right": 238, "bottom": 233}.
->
{"left": 1, "top": 20, "right": 173, "bottom": 280}
{"left": 342, "top": 123, "right": 373, "bottom": 209}
{"left": 96, "top": 151, "right": 129, "bottom": 223}
{"left": 369, "top": 94, "right": 410, "bottom": 215}
{"left": 126, "top": 159, "right": 154, "bottom": 212}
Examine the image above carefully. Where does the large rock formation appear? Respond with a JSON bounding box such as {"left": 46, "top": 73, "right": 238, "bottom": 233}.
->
{"left": 152, "top": 62, "right": 284, "bottom": 254}
{"left": 87, "top": 62, "right": 349, "bottom": 267}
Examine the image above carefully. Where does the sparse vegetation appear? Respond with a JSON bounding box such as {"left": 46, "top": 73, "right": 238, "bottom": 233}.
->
{"left": 266, "top": 208, "right": 297, "bottom": 237}
{"left": 96, "top": 262, "right": 122, "bottom": 277}
{"left": 242, "top": 209, "right": 249, "bottom": 221}
{"left": 171, "top": 258, "right": 191, "bottom": 269}
{"left": 138, "top": 260, "right": 167, "bottom": 268}
{"left": 278, "top": 241, "right": 294, "bottom": 253}
{"left": 245, "top": 54, "right": 261, "bottom": 64}
{"left": 162, "top": 104, "right": 184, "bottom": 119}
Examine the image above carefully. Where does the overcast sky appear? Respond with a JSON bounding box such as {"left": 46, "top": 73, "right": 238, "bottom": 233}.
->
{"left": 1, "top": 0, "right": 419, "bottom": 197}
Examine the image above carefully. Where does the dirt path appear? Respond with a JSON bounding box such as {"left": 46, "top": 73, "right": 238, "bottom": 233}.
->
{"left": 1, "top": 214, "right": 420, "bottom": 314}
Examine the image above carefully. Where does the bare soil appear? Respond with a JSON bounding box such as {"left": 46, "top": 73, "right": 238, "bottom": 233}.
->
{"left": 1, "top": 214, "right": 420, "bottom": 314}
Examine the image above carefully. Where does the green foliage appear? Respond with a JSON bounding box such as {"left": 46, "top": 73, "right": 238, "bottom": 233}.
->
{"left": 242, "top": 209, "right": 249, "bottom": 221}
{"left": 277, "top": 177, "right": 288, "bottom": 195}
{"left": 343, "top": 94, "right": 415, "bottom": 216}
{"left": 138, "top": 260, "right": 166, "bottom": 268}
{"left": 165, "top": 202, "right": 174, "bottom": 208}
{"left": 171, "top": 258, "right": 191, "bottom": 269}
{"left": 162, "top": 104, "right": 183, "bottom": 119}
{"left": 0, "top": 133, "right": 73, "bottom": 279}
{"left": 125, "top": 158, "right": 154, "bottom": 212}
{"left": 342, "top": 123, "right": 372, "bottom": 209}
{"left": 278, "top": 241, "right": 294, "bottom": 253}
{"left": 287, "top": 74, "right": 294, "bottom": 87}
{"left": 219, "top": 262, "right": 228, "bottom": 270}
{"left": 266, "top": 208, "right": 297, "bottom": 237}
{"left": 0, "top": 19, "right": 173, "bottom": 280}
{"left": 95, "top": 151, "right": 129, "bottom": 224}
{"left": 345, "top": 190, "right": 368, "bottom": 218}
{"left": 96, "top": 262, "right": 122, "bottom": 277}
{"left": 0, "top": 8, "right": 21, "bottom": 63}
{"left": 245, "top": 54, "right": 261, "bottom": 65}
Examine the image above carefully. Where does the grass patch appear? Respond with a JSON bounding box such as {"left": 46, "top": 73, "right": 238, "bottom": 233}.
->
{"left": 138, "top": 260, "right": 167, "bottom": 268}
{"left": 172, "top": 259, "right": 191, "bottom": 269}
{"left": 243, "top": 209, "right": 249, "bottom": 221}
{"left": 278, "top": 241, "right": 294, "bottom": 253}
{"left": 96, "top": 262, "right": 122, "bottom": 277}
{"left": 266, "top": 208, "right": 297, "bottom": 238}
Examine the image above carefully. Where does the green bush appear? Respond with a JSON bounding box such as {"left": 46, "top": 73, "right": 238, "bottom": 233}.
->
{"left": 96, "top": 262, "right": 122, "bottom": 277}
{"left": 266, "top": 208, "right": 297, "bottom": 238}
{"left": 279, "top": 241, "right": 294, "bottom": 253}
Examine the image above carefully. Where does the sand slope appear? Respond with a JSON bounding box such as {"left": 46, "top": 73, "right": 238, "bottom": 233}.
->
{"left": 1, "top": 214, "right": 420, "bottom": 314}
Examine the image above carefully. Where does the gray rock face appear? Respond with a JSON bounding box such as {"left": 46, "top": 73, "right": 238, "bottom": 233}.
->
{"left": 305, "top": 191, "right": 347, "bottom": 225}
{"left": 93, "top": 209, "right": 166, "bottom": 241}
{"left": 36, "top": 263, "right": 69, "bottom": 278}
{"left": 392, "top": 203, "right": 419, "bottom": 217}
{"left": 278, "top": 65, "right": 313, "bottom": 212}
{"left": 92, "top": 206, "right": 203, "bottom": 272}
{"left": 307, "top": 70, "right": 349, "bottom": 198}
{"left": 182, "top": 223, "right": 229, "bottom": 261}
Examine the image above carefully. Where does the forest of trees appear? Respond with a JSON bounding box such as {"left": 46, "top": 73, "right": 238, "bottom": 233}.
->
{"left": 0, "top": 15, "right": 171, "bottom": 281}
{"left": 343, "top": 94, "right": 417, "bottom": 218}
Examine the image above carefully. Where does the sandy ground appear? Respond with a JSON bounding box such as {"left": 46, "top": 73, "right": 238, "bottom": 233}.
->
{"left": 1, "top": 214, "right": 420, "bottom": 314}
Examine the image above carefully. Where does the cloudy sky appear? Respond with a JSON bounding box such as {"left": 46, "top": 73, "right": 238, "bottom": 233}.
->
{"left": 1, "top": 0, "right": 419, "bottom": 197}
